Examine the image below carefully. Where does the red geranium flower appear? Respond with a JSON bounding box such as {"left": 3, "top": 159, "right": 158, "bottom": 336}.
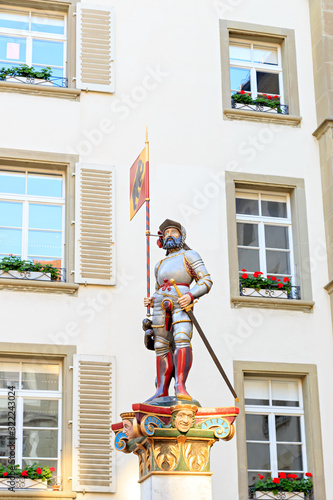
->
{"left": 242, "top": 273, "right": 248, "bottom": 279}
{"left": 263, "top": 94, "right": 267, "bottom": 97}
{"left": 305, "top": 472, "right": 313, "bottom": 477}
{"left": 3, "top": 472, "right": 8, "bottom": 477}
{"left": 267, "top": 95, "right": 272, "bottom": 99}
{"left": 36, "top": 468, "right": 42, "bottom": 475}
{"left": 274, "top": 95, "right": 279, "bottom": 99}
{"left": 258, "top": 474, "right": 265, "bottom": 480}
{"left": 9, "top": 254, "right": 13, "bottom": 257}
{"left": 241, "top": 269, "right": 247, "bottom": 272}
{"left": 283, "top": 277, "right": 289, "bottom": 283}
{"left": 240, "top": 90, "right": 245, "bottom": 94}
{"left": 21, "top": 470, "right": 28, "bottom": 477}
{"left": 50, "top": 467, "right": 56, "bottom": 472}
{"left": 271, "top": 276, "right": 276, "bottom": 281}
{"left": 278, "top": 283, "right": 283, "bottom": 289}
{"left": 279, "top": 472, "right": 287, "bottom": 479}
{"left": 287, "top": 474, "right": 294, "bottom": 478}
{"left": 272, "top": 478, "right": 280, "bottom": 484}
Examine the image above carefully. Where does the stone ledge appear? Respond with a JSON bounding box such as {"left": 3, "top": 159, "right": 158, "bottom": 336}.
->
{"left": 313, "top": 118, "right": 333, "bottom": 139}
{"left": 0, "top": 279, "right": 79, "bottom": 295}
{"left": 223, "top": 108, "right": 302, "bottom": 126}
{"left": 0, "top": 492, "right": 76, "bottom": 499}
{"left": 0, "top": 81, "right": 80, "bottom": 100}
{"left": 324, "top": 279, "right": 333, "bottom": 295}
{"left": 231, "top": 295, "right": 314, "bottom": 312}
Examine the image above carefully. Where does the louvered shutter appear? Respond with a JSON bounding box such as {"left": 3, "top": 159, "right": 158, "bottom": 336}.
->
{"left": 76, "top": 3, "right": 115, "bottom": 92}
{"left": 75, "top": 163, "right": 115, "bottom": 285}
{"left": 72, "top": 354, "right": 116, "bottom": 493}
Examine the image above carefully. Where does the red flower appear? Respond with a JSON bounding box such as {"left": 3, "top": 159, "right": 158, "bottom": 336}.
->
{"left": 278, "top": 283, "right": 283, "bottom": 289}
{"left": 263, "top": 94, "right": 267, "bottom": 97}
{"left": 271, "top": 276, "right": 276, "bottom": 281}
{"left": 50, "top": 467, "right": 56, "bottom": 472}
{"left": 287, "top": 474, "right": 294, "bottom": 479}
{"left": 279, "top": 472, "right": 287, "bottom": 479}
{"left": 242, "top": 273, "right": 248, "bottom": 279}
{"left": 241, "top": 269, "right": 247, "bottom": 272}
{"left": 272, "top": 478, "right": 280, "bottom": 484}
{"left": 253, "top": 271, "right": 263, "bottom": 278}
{"left": 36, "top": 468, "right": 42, "bottom": 475}
{"left": 240, "top": 90, "right": 245, "bottom": 94}
{"left": 9, "top": 254, "right": 13, "bottom": 257}
{"left": 258, "top": 474, "right": 265, "bottom": 480}
{"left": 267, "top": 275, "right": 271, "bottom": 279}
{"left": 21, "top": 470, "right": 28, "bottom": 477}
{"left": 274, "top": 95, "right": 279, "bottom": 99}
{"left": 283, "top": 277, "right": 289, "bottom": 283}
{"left": 267, "top": 95, "right": 272, "bottom": 99}
{"left": 305, "top": 472, "right": 313, "bottom": 477}
{"left": 3, "top": 472, "right": 8, "bottom": 477}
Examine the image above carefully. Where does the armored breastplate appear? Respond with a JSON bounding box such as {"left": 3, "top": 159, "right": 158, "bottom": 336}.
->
{"left": 156, "top": 250, "right": 192, "bottom": 287}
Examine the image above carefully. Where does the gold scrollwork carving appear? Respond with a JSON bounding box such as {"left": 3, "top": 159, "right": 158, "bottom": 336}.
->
{"left": 153, "top": 440, "right": 180, "bottom": 471}
{"left": 222, "top": 423, "right": 235, "bottom": 441}
{"left": 183, "top": 441, "right": 210, "bottom": 472}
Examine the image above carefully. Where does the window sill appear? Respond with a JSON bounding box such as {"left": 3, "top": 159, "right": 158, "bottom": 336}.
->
{"left": 0, "top": 81, "right": 80, "bottom": 100}
{"left": 0, "top": 278, "right": 79, "bottom": 295}
{"left": 231, "top": 295, "right": 314, "bottom": 312}
{"left": 223, "top": 108, "right": 302, "bottom": 126}
{"left": 0, "top": 492, "right": 76, "bottom": 499}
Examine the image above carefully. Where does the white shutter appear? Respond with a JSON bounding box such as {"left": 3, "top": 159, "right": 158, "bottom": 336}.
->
{"left": 72, "top": 354, "right": 116, "bottom": 493}
{"left": 75, "top": 163, "right": 115, "bottom": 285}
{"left": 76, "top": 3, "right": 115, "bottom": 92}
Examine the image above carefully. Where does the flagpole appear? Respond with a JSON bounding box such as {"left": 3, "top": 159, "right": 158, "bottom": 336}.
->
{"left": 145, "top": 127, "right": 150, "bottom": 316}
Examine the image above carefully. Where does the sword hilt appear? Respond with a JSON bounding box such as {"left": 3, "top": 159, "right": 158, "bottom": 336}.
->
{"left": 170, "top": 279, "right": 193, "bottom": 312}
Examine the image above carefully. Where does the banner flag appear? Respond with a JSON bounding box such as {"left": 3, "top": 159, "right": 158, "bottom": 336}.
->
{"left": 130, "top": 147, "right": 148, "bottom": 220}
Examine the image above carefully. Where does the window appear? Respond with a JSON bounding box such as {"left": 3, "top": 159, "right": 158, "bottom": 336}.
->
{"left": 219, "top": 21, "right": 301, "bottom": 125}
{"left": 236, "top": 189, "right": 294, "bottom": 282}
{"left": 0, "top": 6, "right": 67, "bottom": 84}
{"left": 230, "top": 39, "right": 283, "bottom": 101}
{"left": 0, "top": 167, "right": 65, "bottom": 270}
{"left": 245, "top": 377, "right": 307, "bottom": 487}
{"left": 0, "top": 359, "right": 62, "bottom": 474}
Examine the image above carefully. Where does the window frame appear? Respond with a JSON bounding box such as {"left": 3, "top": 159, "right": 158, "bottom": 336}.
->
{"left": 225, "top": 171, "right": 314, "bottom": 310}
{"left": 234, "top": 361, "right": 326, "bottom": 500}
{"left": 219, "top": 20, "right": 301, "bottom": 125}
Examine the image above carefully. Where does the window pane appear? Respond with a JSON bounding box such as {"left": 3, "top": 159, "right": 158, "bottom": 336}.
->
{"left": 236, "top": 198, "right": 259, "bottom": 215}
{"left": 0, "top": 9, "right": 29, "bottom": 30}
{"left": 0, "top": 430, "right": 8, "bottom": 458}
{"left": 23, "top": 399, "right": 58, "bottom": 428}
{"left": 28, "top": 230, "right": 62, "bottom": 258}
{"left": 32, "top": 39, "right": 64, "bottom": 67}
{"left": 248, "top": 472, "right": 270, "bottom": 487}
{"left": 265, "top": 226, "right": 289, "bottom": 249}
{"left": 229, "top": 42, "right": 251, "bottom": 62}
{"left": 22, "top": 363, "right": 59, "bottom": 391}
{"left": 0, "top": 202, "right": 22, "bottom": 227}
{"left": 244, "top": 379, "right": 269, "bottom": 405}
{"left": 0, "top": 362, "right": 19, "bottom": 389}
{"left": 253, "top": 45, "right": 278, "bottom": 65}
{"left": 27, "top": 173, "right": 62, "bottom": 197}
{"left": 261, "top": 200, "right": 287, "bottom": 218}
{"left": 23, "top": 429, "right": 58, "bottom": 458}
{"left": 31, "top": 13, "right": 65, "bottom": 35}
{"left": 0, "top": 36, "right": 26, "bottom": 63}
{"left": 230, "top": 67, "right": 251, "bottom": 92}
{"left": 246, "top": 414, "right": 269, "bottom": 441}
{"left": 275, "top": 416, "right": 301, "bottom": 442}
{"left": 237, "top": 223, "right": 258, "bottom": 247}
{"left": 266, "top": 250, "right": 290, "bottom": 274}
{"left": 238, "top": 248, "right": 260, "bottom": 272}
{"left": 0, "top": 399, "right": 8, "bottom": 426}
{"left": 272, "top": 380, "right": 299, "bottom": 407}
{"left": 277, "top": 444, "right": 303, "bottom": 471}
{"left": 257, "top": 71, "right": 279, "bottom": 94}
{"left": 29, "top": 204, "right": 62, "bottom": 230}
{"left": 247, "top": 443, "right": 271, "bottom": 469}
{"left": 0, "top": 228, "right": 22, "bottom": 254}
{"left": 0, "top": 171, "right": 25, "bottom": 194}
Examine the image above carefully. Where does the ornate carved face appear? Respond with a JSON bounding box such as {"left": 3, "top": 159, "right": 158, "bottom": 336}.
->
{"left": 123, "top": 419, "right": 135, "bottom": 439}
{"left": 174, "top": 409, "right": 195, "bottom": 433}
{"left": 163, "top": 227, "right": 182, "bottom": 250}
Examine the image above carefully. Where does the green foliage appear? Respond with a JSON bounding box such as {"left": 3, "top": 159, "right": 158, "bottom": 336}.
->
{"left": 0, "top": 255, "right": 60, "bottom": 281}
{"left": 0, "top": 463, "right": 55, "bottom": 482}
{"left": 232, "top": 92, "right": 283, "bottom": 113}
{"left": 0, "top": 64, "right": 52, "bottom": 81}
{"left": 253, "top": 475, "right": 313, "bottom": 496}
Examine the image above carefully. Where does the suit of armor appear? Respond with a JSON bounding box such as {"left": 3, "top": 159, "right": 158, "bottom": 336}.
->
{"left": 147, "top": 247, "right": 213, "bottom": 402}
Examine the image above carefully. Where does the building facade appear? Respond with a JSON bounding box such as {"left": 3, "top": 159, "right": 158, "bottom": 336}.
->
{"left": 0, "top": 0, "right": 332, "bottom": 499}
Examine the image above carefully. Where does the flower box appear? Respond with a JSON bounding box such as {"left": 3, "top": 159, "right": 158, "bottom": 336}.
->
{"left": 5, "top": 76, "right": 53, "bottom": 86}
{"left": 255, "top": 492, "right": 305, "bottom": 499}
{"left": 0, "top": 270, "right": 51, "bottom": 281}
{"left": 242, "top": 287, "right": 288, "bottom": 299}
{"left": 232, "top": 101, "right": 280, "bottom": 114}
{"left": 0, "top": 477, "right": 48, "bottom": 490}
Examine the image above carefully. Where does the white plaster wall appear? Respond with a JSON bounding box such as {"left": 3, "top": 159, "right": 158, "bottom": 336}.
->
{"left": 0, "top": 0, "right": 332, "bottom": 499}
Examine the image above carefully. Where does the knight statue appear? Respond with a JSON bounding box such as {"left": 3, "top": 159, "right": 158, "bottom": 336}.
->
{"left": 143, "top": 219, "right": 213, "bottom": 403}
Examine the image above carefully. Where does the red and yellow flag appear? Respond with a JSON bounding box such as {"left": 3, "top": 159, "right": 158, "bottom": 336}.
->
{"left": 130, "top": 147, "right": 148, "bottom": 220}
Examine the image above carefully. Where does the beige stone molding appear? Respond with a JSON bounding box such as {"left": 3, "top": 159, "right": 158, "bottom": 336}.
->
{"left": 230, "top": 295, "right": 314, "bottom": 312}
{"left": 0, "top": 81, "right": 80, "bottom": 100}
{"left": 223, "top": 108, "right": 302, "bottom": 126}
{"left": 324, "top": 279, "right": 333, "bottom": 295}
{"left": 0, "top": 279, "right": 79, "bottom": 295}
{"left": 0, "top": 492, "right": 76, "bottom": 499}
{"left": 312, "top": 118, "right": 333, "bottom": 140}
